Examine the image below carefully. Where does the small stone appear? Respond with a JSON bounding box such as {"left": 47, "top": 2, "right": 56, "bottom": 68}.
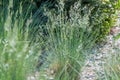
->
{"left": 27, "top": 76, "right": 36, "bottom": 80}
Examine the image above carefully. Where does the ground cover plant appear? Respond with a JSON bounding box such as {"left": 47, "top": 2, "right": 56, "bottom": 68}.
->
{"left": 0, "top": 0, "right": 119, "bottom": 80}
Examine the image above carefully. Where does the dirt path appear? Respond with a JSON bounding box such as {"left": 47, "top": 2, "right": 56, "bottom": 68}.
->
{"left": 80, "top": 25, "right": 120, "bottom": 80}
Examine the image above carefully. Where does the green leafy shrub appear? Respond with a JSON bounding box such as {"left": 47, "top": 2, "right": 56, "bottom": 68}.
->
{"left": 88, "top": 0, "right": 118, "bottom": 42}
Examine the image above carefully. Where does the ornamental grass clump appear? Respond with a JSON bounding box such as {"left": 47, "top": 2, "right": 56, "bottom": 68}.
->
{"left": 0, "top": 1, "right": 41, "bottom": 80}
{"left": 35, "top": 1, "right": 97, "bottom": 79}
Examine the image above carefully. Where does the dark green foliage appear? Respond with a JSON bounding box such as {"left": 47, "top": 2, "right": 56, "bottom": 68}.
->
{"left": 89, "top": 0, "right": 117, "bottom": 42}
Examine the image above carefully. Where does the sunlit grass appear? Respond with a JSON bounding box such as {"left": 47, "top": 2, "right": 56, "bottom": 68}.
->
{"left": 0, "top": 0, "right": 119, "bottom": 80}
{"left": 0, "top": 1, "right": 40, "bottom": 80}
